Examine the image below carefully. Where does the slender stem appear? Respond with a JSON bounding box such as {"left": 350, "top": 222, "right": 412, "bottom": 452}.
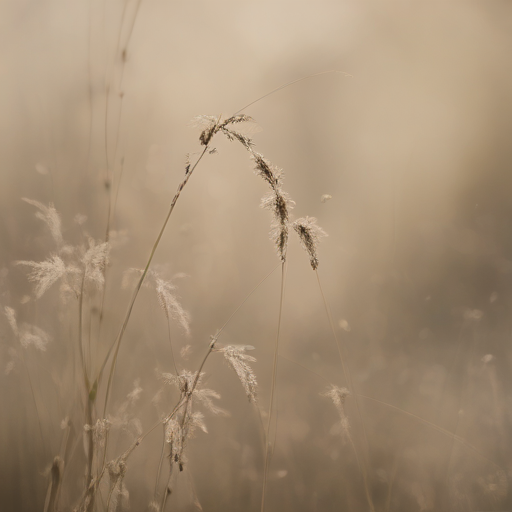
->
{"left": 43, "top": 456, "right": 63, "bottom": 512}
{"left": 315, "top": 269, "right": 375, "bottom": 512}
{"left": 232, "top": 70, "right": 352, "bottom": 115}
{"left": 97, "top": 68, "right": 349, "bottom": 420}
{"left": 93, "top": 264, "right": 282, "bottom": 501}
{"left": 85, "top": 398, "right": 95, "bottom": 512}
{"left": 315, "top": 269, "right": 370, "bottom": 446}
{"left": 104, "top": 0, "right": 128, "bottom": 174}
{"left": 19, "top": 348, "right": 47, "bottom": 458}
{"left": 261, "top": 261, "right": 286, "bottom": 512}
{"left": 100, "top": 146, "right": 210, "bottom": 418}
{"left": 78, "top": 272, "right": 95, "bottom": 509}
{"left": 314, "top": 270, "right": 349, "bottom": 387}
{"left": 84, "top": 0, "right": 93, "bottom": 176}
{"left": 78, "top": 273, "right": 90, "bottom": 390}
{"left": 161, "top": 466, "right": 174, "bottom": 512}
{"left": 153, "top": 425, "right": 167, "bottom": 502}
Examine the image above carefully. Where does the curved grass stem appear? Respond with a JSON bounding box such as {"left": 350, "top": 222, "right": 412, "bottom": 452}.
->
{"left": 99, "top": 145, "right": 210, "bottom": 419}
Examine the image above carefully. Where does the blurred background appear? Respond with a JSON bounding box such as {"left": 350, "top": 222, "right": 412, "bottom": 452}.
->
{"left": 1, "top": 1, "right": 512, "bottom": 511}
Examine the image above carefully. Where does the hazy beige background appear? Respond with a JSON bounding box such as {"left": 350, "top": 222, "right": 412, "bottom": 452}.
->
{"left": 1, "top": 1, "right": 512, "bottom": 511}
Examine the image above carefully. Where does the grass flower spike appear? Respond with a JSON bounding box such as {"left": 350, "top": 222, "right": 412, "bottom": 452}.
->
{"left": 292, "top": 216, "right": 327, "bottom": 270}
{"left": 221, "top": 345, "right": 258, "bottom": 403}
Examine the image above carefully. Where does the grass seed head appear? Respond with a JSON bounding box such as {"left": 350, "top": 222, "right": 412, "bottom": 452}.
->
{"left": 292, "top": 216, "right": 327, "bottom": 270}
{"left": 22, "top": 198, "right": 63, "bottom": 247}
{"left": 222, "top": 345, "right": 258, "bottom": 403}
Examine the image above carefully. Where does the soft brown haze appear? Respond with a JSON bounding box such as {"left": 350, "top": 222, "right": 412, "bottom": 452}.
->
{"left": 1, "top": 1, "right": 512, "bottom": 511}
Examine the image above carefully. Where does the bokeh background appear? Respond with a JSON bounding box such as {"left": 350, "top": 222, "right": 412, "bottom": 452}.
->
{"left": 1, "top": 1, "right": 512, "bottom": 511}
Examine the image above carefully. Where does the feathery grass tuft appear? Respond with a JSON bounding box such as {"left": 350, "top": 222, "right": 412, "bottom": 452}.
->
{"left": 22, "top": 198, "right": 63, "bottom": 247}
{"left": 292, "top": 216, "right": 327, "bottom": 270}
{"left": 221, "top": 345, "right": 258, "bottom": 403}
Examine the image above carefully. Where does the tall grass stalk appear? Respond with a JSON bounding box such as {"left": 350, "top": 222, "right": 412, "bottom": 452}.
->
{"left": 261, "top": 261, "right": 286, "bottom": 512}
{"left": 16, "top": 65, "right": 356, "bottom": 510}
{"left": 100, "top": 145, "right": 210, "bottom": 419}
{"left": 315, "top": 269, "right": 375, "bottom": 512}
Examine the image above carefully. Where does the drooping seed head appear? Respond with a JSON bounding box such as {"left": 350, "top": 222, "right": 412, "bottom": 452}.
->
{"left": 261, "top": 190, "right": 295, "bottom": 262}
{"left": 251, "top": 152, "right": 283, "bottom": 189}
{"left": 221, "top": 345, "right": 258, "bottom": 403}
{"left": 292, "top": 216, "right": 327, "bottom": 270}
{"left": 219, "top": 114, "right": 254, "bottom": 127}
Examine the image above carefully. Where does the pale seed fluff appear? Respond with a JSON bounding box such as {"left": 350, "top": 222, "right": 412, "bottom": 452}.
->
{"left": 180, "top": 344, "right": 192, "bottom": 360}
{"left": 107, "top": 457, "right": 129, "bottom": 512}
{"left": 161, "top": 370, "right": 222, "bottom": 413}
{"left": 155, "top": 277, "right": 191, "bottom": 335}
{"left": 4, "top": 348, "right": 16, "bottom": 375}
{"left": 165, "top": 411, "right": 208, "bottom": 469}
{"left": 322, "top": 385, "right": 350, "bottom": 439}
{"left": 292, "top": 216, "right": 327, "bottom": 270}
{"left": 84, "top": 418, "right": 111, "bottom": 447}
{"left": 16, "top": 255, "right": 67, "bottom": 298}
{"left": 122, "top": 269, "right": 191, "bottom": 334}
{"left": 19, "top": 323, "right": 50, "bottom": 351}
{"left": 148, "top": 501, "right": 160, "bottom": 512}
{"left": 3, "top": 307, "right": 49, "bottom": 350}
{"left": 165, "top": 418, "right": 183, "bottom": 464}
{"left": 161, "top": 369, "right": 199, "bottom": 394}
{"left": 81, "top": 238, "right": 110, "bottom": 287}
{"left": 4, "top": 306, "right": 18, "bottom": 337}
{"left": 194, "top": 388, "right": 227, "bottom": 416}
{"left": 22, "top": 198, "right": 63, "bottom": 247}
{"left": 222, "top": 345, "right": 258, "bottom": 403}
{"left": 189, "top": 410, "right": 208, "bottom": 435}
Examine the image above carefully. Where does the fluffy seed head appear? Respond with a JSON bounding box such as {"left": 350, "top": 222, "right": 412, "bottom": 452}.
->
{"left": 4, "top": 306, "right": 18, "bottom": 337}
{"left": 165, "top": 418, "right": 184, "bottom": 463}
{"left": 292, "top": 216, "right": 327, "bottom": 270}
{"left": 22, "top": 198, "right": 63, "bottom": 247}
{"left": 251, "top": 152, "right": 282, "bottom": 189}
{"left": 19, "top": 324, "right": 50, "bottom": 351}
{"left": 84, "top": 419, "right": 111, "bottom": 447}
{"left": 16, "top": 255, "right": 67, "bottom": 298}
{"left": 322, "top": 385, "right": 350, "bottom": 439}
{"left": 261, "top": 190, "right": 295, "bottom": 263}
{"left": 220, "top": 114, "right": 254, "bottom": 126}
{"left": 222, "top": 345, "right": 258, "bottom": 403}
{"left": 106, "top": 457, "right": 129, "bottom": 512}
{"left": 82, "top": 238, "right": 110, "bottom": 287}
{"left": 220, "top": 128, "right": 254, "bottom": 150}
{"left": 155, "top": 277, "right": 191, "bottom": 335}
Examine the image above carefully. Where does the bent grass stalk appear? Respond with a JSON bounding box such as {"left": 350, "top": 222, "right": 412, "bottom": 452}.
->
{"left": 99, "top": 144, "right": 210, "bottom": 419}
{"left": 30, "top": 71, "right": 351, "bottom": 510}
{"left": 99, "top": 69, "right": 350, "bottom": 419}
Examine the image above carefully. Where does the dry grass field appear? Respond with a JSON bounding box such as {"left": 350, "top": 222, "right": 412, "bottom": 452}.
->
{"left": 1, "top": 2, "right": 512, "bottom": 511}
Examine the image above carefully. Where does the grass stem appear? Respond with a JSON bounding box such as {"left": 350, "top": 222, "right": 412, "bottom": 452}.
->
{"left": 261, "top": 261, "right": 286, "bottom": 512}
